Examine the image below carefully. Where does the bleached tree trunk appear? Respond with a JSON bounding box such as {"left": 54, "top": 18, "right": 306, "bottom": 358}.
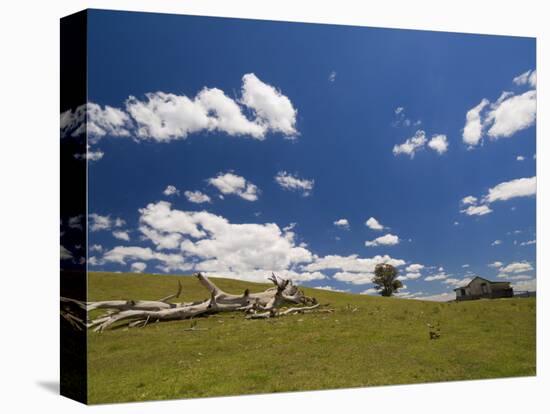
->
{"left": 66, "top": 273, "right": 321, "bottom": 331}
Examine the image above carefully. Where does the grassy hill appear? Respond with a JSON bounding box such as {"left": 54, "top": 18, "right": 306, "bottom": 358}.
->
{"left": 86, "top": 272, "right": 536, "bottom": 404}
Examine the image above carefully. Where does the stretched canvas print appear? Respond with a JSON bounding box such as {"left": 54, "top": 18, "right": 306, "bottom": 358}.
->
{"left": 60, "top": 9, "right": 536, "bottom": 404}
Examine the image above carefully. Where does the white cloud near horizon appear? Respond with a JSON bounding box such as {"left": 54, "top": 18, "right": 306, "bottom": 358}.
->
{"left": 130, "top": 201, "right": 319, "bottom": 282}
{"left": 333, "top": 272, "right": 375, "bottom": 285}
{"left": 103, "top": 246, "right": 189, "bottom": 273}
{"left": 130, "top": 262, "right": 147, "bottom": 273}
{"left": 424, "top": 273, "right": 447, "bottom": 282}
{"left": 414, "top": 292, "right": 455, "bottom": 302}
{"left": 406, "top": 264, "right": 424, "bottom": 273}
{"left": 304, "top": 254, "right": 406, "bottom": 274}
{"left": 361, "top": 287, "right": 380, "bottom": 295}
{"left": 314, "top": 285, "right": 349, "bottom": 293}
{"left": 443, "top": 277, "right": 472, "bottom": 288}
{"left": 499, "top": 261, "right": 533, "bottom": 274}
{"left": 511, "top": 278, "right": 536, "bottom": 292}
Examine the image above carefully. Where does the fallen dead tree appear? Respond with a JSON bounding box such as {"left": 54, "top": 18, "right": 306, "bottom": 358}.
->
{"left": 62, "top": 273, "right": 323, "bottom": 332}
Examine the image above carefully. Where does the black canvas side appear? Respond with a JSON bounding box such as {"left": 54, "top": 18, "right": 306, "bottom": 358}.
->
{"left": 60, "top": 9, "right": 88, "bottom": 405}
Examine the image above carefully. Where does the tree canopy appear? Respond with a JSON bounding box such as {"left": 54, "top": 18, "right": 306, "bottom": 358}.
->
{"left": 372, "top": 263, "right": 403, "bottom": 297}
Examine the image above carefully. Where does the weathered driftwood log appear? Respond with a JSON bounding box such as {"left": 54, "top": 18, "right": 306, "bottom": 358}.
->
{"left": 86, "top": 281, "right": 184, "bottom": 312}
{"left": 68, "top": 273, "right": 321, "bottom": 331}
{"left": 60, "top": 297, "right": 87, "bottom": 330}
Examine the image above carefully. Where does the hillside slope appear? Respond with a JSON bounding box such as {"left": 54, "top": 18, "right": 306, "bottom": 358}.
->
{"left": 86, "top": 272, "right": 536, "bottom": 403}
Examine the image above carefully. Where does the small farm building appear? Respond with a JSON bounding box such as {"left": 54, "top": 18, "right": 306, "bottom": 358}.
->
{"left": 454, "top": 276, "right": 513, "bottom": 301}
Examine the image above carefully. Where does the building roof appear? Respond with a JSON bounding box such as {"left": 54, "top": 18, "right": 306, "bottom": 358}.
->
{"left": 453, "top": 276, "right": 511, "bottom": 291}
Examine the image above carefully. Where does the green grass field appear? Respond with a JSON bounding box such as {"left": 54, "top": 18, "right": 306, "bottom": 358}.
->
{"left": 87, "top": 272, "right": 536, "bottom": 404}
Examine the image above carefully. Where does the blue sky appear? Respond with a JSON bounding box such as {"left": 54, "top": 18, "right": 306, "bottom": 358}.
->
{"left": 61, "top": 10, "right": 536, "bottom": 301}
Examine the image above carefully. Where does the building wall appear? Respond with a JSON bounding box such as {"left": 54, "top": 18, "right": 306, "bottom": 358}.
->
{"left": 466, "top": 278, "right": 492, "bottom": 296}
{"left": 455, "top": 278, "right": 513, "bottom": 301}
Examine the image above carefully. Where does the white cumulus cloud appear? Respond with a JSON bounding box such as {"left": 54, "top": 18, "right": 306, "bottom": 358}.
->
{"left": 406, "top": 264, "right": 424, "bottom": 273}
{"left": 483, "top": 176, "right": 536, "bottom": 203}
{"left": 460, "top": 205, "right": 493, "bottom": 216}
{"left": 486, "top": 90, "right": 536, "bottom": 139}
{"left": 461, "top": 195, "right": 478, "bottom": 206}
{"left": 304, "top": 254, "right": 406, "bottom": 274}
{"left": 427, "top": 134, "right": 449, "bottom": 154}
{"left": 424, "top": 273, "right": 447, "bottom": 282}
{"left": 130, "top": 201, "right": 317, "bottom": 282}
{"left": 61, "top": 103, "right": 132, "bottom": 140}
{"left": 513, "top": 69, "right": 536, "bottom": 88}
{"left": 240, "top": 73, "right": 298, "bottom": 137}
{"left": 361, "top": 288, "right": 380, "bottom": 295}
{"left": 499, "top": 261, "right": 533, "bottom": 274}
{"left": 333, "top": 218, "right": 349, "bottom": 229}
{"left": 393, "top": 130, "right": 427, "bottom": 158}
{"left": 184, "top": 190, "right": 211, "bottom": 204}
{"left": 462, "top": 99, "right": 489, "bottom": 146}
{"left": 460, "top": 176, "right": 535, "bottom": 218}
{"left": 131, "top": 262, "right": 147, "bottom": 273}
{"left": 125, "top": 74, "right": 297, "bottom": 142}
{"left": 113, "top": 230, "right": 130, "bottom": 241}
{"left": 365, "top": 217, "right": 384, "bottom": 231}
{"left": 333, "top": 272, "right": 375, "bottom": 285}
{"left": 89, "top": 213, "right": 125, "bottom": 232}
{"left": 462, "top": 70, "right": 536, "bottom": 147}
{"left": 163, "top": 185, "right": 179, "bottom": 196}
{"left": 274, "top": 171, "right": 314, "bottom": 196}
{"left": 208, "top": 172, "right": 259, "bottom": 201}
{"left": 365, "top": 233, "right": 399, "bottom": 247}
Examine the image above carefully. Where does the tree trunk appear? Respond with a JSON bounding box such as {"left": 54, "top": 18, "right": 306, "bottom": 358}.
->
{"left": 65, "top": 273, "right": 321, "bottom": 331}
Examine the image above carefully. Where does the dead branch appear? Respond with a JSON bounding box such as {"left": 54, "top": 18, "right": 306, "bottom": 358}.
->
{"left": 246, "top": 303, "right": 323, "bottom": 319}
{"left": 64, "top": 273, "right": 322, "bottom": 331}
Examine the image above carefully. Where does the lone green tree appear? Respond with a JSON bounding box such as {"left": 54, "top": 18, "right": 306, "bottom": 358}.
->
{"left": 372, "top": 263, "right": 403, "bottom": 297}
